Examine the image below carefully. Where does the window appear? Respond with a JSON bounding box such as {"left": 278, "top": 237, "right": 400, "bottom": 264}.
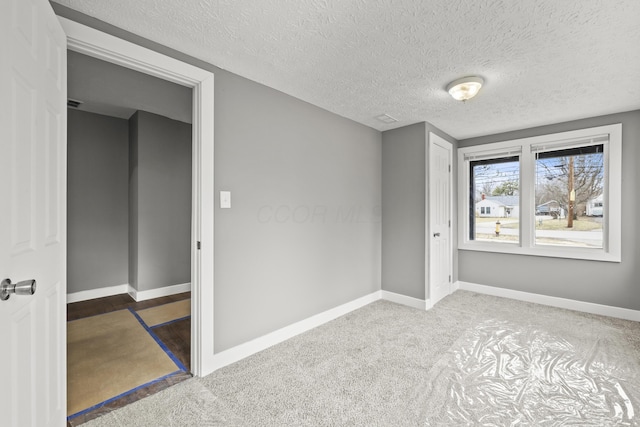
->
{"left": 534, "top": 143, "right": 604, "bottom": 248}
{"left": 458, "top": 124, "right": 621, "bottom": 262}
{"left": 469, "top": 155, "right": 519, "bottom": 244}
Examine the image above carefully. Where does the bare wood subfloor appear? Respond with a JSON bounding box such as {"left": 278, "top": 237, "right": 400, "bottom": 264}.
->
{"left": 67, "top": 292, "right": 191, "bottom": 426}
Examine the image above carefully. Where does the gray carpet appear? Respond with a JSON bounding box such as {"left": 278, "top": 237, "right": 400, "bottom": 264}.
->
{"left": 83, "top": 291, "right": 640, "bottom": 426}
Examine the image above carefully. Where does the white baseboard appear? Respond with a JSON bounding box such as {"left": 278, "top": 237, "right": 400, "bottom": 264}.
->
{"left": 66, "top": 282, "right": 192, "bottom": 304}
{"left": 425, "top": 298, "right": 433, "bottom": 310}
{"left": 452, "top": 281, "right": 460, "bottom": 292}
{"left": 129, "top": 282, "right": 191, "bottom": 302}
{"left": 67, "top": 284, "right": 129, "bottom": 304}
{"left": 380, "top": 290, "right": 428, "bottom": 310}
{"left": 210, "top": 288, "right": 441, "bottom": 373}
{"left": 456, "top": 281, "right": 640, "bottom": 322}
{"left": 211, "top": 291, "right": 382, "bottom": 372}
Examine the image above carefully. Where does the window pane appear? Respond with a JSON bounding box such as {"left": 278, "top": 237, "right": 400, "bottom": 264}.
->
{"left": 534, "top": 145, "right": 604, "bottom": 248}
{"left": 470, "top": 157, "right": 519, "bottom": 243}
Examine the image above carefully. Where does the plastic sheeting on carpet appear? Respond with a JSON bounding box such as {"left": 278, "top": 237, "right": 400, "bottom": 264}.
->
{"left": 424, "top": 318, "right": 640, "bottom": 426}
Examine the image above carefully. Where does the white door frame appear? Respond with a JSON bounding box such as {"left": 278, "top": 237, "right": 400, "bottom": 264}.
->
{"left": 426, "top": 132, "right": 453, "bottom": 308}
{"left": 59, "top": 17, "right": 216, "bottom": 376}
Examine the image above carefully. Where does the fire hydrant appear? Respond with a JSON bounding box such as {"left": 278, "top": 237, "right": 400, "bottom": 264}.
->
{"left": 495, "top": 220, "right": 501, "bottom": 236}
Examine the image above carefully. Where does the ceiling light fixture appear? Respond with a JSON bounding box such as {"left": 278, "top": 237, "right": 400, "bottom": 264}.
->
{"left": 446, "top": 76, "right": 484, "bottom": 101}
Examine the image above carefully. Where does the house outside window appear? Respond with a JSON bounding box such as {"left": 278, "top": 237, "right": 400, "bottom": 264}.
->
{"left": 469, "top": 155, "right": 520, "bottom": 243}
{"left": 458, "top": 124, "right": 622, "bottom": 262}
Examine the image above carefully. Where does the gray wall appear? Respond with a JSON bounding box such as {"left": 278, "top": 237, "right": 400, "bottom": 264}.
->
{"left": 381, "top": 123, "right": 426, "bottom": 299}
{"left": 381, "top": 123, "right": 458, "bottom": 300}
{"left": 129, "top": 111, "right": 192, "bottom": 292}
{"left": 67, "top": 109, "right": 129, "bottom": 293}
{"left": 215, "top": 73, "right": 381, "bottom": 350}
{"left": 128, "top": 113, "right": 138, "bottom": 293}
{"left": 458, "top": 110, "right": 640, "bottom": 310}
{"left": 68, "top": 49, "right": 192, "bottom": 124}
{"left": 52, "top": 5, "right": 382, "bottom": 352}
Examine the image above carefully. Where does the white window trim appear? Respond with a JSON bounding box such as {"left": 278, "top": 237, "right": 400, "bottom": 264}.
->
{"left": 458, "top": 124, "right": 622, "bottom": 262}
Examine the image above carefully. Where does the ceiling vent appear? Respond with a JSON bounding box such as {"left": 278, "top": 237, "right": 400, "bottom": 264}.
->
{"left": 67, "top": 99, "right": 83, "bottom": 108}
{"left": 375, "top": 113, "right": 398, "bottom": 124}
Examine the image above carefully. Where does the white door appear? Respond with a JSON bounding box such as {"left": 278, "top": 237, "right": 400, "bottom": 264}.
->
{"left": 0, "top": 0, "right": 67, "bottom": 425}
{"left": 428, "top": 133, "right": 453, "bottom": 305}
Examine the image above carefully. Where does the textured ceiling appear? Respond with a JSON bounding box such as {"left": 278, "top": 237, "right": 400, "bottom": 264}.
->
{"left": 53, "top": 0, "right": 640, "bottom": 139}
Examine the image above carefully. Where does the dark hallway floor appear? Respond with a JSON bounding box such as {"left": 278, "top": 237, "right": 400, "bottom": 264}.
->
{"left": 67, "top": 292, "right": 191, "bottom": 426}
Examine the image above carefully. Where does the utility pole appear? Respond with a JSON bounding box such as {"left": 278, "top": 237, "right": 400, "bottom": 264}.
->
{"left": 568, "top": 157, "right": 574, "bottom": 228}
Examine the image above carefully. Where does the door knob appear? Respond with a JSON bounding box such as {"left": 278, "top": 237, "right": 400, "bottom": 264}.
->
{"left": 1, "top": 278, "right": 37, "bottom": 301}
{"left": 433, "top": 233, "right": 440, "bottom": 237}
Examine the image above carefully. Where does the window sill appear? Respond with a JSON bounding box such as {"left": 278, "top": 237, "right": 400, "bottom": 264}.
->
{"left": 458, "top": 242, "right": 621, "bottom": 263}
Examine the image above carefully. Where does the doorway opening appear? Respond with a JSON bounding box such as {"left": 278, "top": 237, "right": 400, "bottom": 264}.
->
{"left": 60, "top": 14, "right": 215, "bottom": 376}
{"left": 65, "top": 50, "right": 194, "bottom": 423}
{"left": 60, "top": 16, "right": 215, "bottom": 424}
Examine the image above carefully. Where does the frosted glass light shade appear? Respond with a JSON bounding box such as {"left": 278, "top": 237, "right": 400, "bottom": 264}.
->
{"left": 447, "top": 76, "right": 484, "bottom": 101}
